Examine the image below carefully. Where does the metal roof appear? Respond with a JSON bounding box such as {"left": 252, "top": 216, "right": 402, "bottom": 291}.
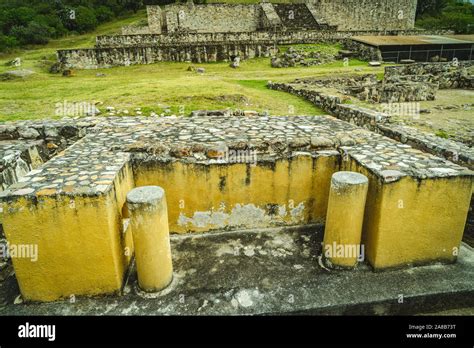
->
{"left": 352, "top": 35, "right": 474, "bottom": 47}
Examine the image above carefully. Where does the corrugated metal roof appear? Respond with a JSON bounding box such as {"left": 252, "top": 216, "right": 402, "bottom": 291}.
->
{"left": 352, "top": 35, "right": 474, "bottom": 47}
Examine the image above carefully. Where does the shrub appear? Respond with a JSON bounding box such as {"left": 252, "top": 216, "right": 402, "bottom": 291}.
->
{"left": 0, "top": 34, "right": 19, "bottom": 51}
{"left": 95, "top": 6, "right": 115, "bottom": 23}
{"left": 10, "top": 21, "right": 54, "bottom": 45}
{"left": 64, "top": 6, "right": 99, "bottom": 33}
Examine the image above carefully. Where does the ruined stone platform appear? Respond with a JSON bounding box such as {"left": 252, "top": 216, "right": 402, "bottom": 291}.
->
{"left": 0, "top": 225, "right": 473, "bottom": 315}
{"left": 0, "top": 115, "right": 472, "bottom": 301}
{"left": 0, "top": 115, "right": 471, "bottom": 201}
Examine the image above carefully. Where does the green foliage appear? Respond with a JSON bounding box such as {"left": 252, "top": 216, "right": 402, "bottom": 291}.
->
{"left": 416, "top": 0, "right": 474, "bottom": 34}
{"left": 10, "top": 21, "right": 54, "bottom": 45}
{"left": 416, "top": 0, "right": 448, "bottom": 18}
{"left": 435, "top": 129, "right": 449, "bottom": 139}
{"left": 0, "top": 34, "right": 19, "bottom": 51}
{"left": 0, "top": 0, "right": 151, "bottom": 51}
{"left": 65, "top": 6, "right": 98, "bottom": 33}
{"left": 94, "top": 6, "right": 115, "bottom": 22}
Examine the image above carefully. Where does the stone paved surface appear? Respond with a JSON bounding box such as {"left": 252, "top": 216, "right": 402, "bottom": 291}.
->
{"left": 0, "top": 115, "right": 472, "bottom": 202}
{"left": 377, "top": 123, "right": 474, "bottom": 167}
{"left": 269, "top": 81, "right": 473, "bottom": 169}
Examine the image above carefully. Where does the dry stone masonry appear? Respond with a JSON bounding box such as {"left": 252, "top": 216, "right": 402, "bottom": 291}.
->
{"left": 385, "top": 62, "right": 474, "bottom": 89}
{"left": 57, "top": 1, "right": 419, "bottom": 68}
{"left": 268, "top": 62, "right": 474, "bottom": 168}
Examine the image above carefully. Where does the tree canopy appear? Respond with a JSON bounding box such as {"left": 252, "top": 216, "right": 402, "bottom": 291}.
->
{"left": 416, "top": 0, "right": 474, "bottom": 33}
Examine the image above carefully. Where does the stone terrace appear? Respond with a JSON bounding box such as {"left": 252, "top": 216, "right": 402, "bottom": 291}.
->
{"left": 0, "top": 115, "right": 471, "bottom": 201}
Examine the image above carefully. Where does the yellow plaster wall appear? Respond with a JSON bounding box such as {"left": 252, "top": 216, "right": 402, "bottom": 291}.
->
{"left": 1, "top": 163, "right": 135, "bottom": 302}
{"left": 343, "top": 159, "right": 473, "bottom": 270}
{"left": 134, "top": 154, "right": 340, "bottom": 233}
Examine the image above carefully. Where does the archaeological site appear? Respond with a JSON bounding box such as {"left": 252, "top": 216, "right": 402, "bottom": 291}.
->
{"left": 0, "top": 0, "right": 473, "bottom": 344}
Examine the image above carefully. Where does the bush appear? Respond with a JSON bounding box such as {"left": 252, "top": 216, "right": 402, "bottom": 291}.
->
{"left": 0, "top": 7, "right": 36, "bottom": 31}
{"left": 95, "top": 6, "right": 115, "bottom": 23}
{"left": 0, "top": 0, "right": 166, "bottom": 51}
{"left": 64, "top": 6, "right": 99, "bottom": 33}
{"left": 416, "top": 0, "right": 474, "bottom": 34}
{"left": 33, "top": 14, "right": 68, "bottom": 38}
{"left": 0, "top": 34, "right": 19, "bottom": 51}
{"left": 10, "top": 21, "right": 54, "bottom": 45}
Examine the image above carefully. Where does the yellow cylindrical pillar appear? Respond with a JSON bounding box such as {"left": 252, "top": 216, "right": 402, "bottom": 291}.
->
{"left": 323, "top": 171, "right": 369, "bottom": 268}
{"left": 127, "top": 186, "right": 173, "bottom": 292}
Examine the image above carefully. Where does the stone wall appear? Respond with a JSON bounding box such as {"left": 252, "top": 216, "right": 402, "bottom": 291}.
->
{"left": 268, "top": 82, "right": 390, "bottom": 131}
{"left": 345, "top": 81, "right": 438, "bottom": 103}
{"left": 68, "top": 29, "right": 428, "bottom": 69}
{"left": 58, "top": 43, "right": 275, "bottom": 68}
{"left": 163, "top": 4, "right": 261, "bottom": 33}
{"left": 273, "top": 4, "right": 319, "bottom": 30}
{"left": 147, "top": 6, "right": 162, "bottom": 34}
{"left": 305, "top": 1, "right": 329, "bottom": 27}
{"left": 343, "top": 39, "right": 383, "bottom": 61}
{"left": 0, "top": 141, "right": 48, "bottom": 193}
{"left": 0, "top": 119, "right": 91, "bottom": 154}
{"left": 121, "top": 25, "right": 150, "bottom": 35}
{"left": 146, "top": 1, "right": 417, "bottom": 33}
{"left": 311, "top": 0, "right": 417, "bottom": 31}
{"left": 385, "top": 62, "right": 474, "bottom": 89}
{"left": 95, "top": 30, "right": 427, "bottom": 48}
{"left": 260, "top": 2, "right": 282, "bottom": 29}
{"left": 294, "top": 74, "right": 438, "bottom": 104}
{"left": 268, "top": 80, "right": 473, "bottom": 169}
{"left": 376, "top": 124, "right": 474, "bottom": 168}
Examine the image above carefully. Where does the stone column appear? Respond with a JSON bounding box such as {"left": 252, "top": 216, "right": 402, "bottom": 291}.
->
{"left": 127, "top": 186, "right": 173, "bottom": 292}
{"left": 323, "top": 171, "right": 368, "bottom": 268}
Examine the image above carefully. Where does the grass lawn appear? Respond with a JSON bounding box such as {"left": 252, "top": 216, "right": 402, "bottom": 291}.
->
{"left": 0, "top": 11, "right": 385, "bottom": 122}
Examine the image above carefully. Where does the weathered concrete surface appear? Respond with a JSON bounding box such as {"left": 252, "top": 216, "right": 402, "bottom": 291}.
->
{"left": 0, "top": 225, "right": 472, "bottom": 315}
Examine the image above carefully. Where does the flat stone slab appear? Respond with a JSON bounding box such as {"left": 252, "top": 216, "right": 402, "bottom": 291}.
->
{"left": 0, "top": 225, "right": 472, "bottom": 315}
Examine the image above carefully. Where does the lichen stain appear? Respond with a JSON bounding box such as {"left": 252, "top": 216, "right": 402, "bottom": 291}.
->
{"left": 177, "top": 202, "right": 306, "bottom": 230}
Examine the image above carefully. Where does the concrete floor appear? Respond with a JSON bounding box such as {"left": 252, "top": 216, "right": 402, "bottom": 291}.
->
{"left": 0, "top": 225, "right": 473, "bottom": 316}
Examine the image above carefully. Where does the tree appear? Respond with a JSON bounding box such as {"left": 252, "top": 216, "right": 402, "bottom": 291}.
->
{"left": 416, "top": 0, "right": 474, "bottom": 33}
{"left": 10, "top": 21, "right": 54, "bottom": 45}
{"left": 0, "top": 0, "right": 155, "bottom": 51}
{"left": 0, "top": 7, "right": 37, "bottom": 33}
{"left": 0, "top": 34, "right": 19, "bottom": 51}
{"left": 64, "top": 6, "right": 98, "bottom": 33}
{"left": 120, "top": 0, "right": 144, "bottom": 13}
{"left": 94, "top": 6, "right": 115, "bottom": 22}
{"left": 416, "top": 0, "right": 448, "bottom": 19}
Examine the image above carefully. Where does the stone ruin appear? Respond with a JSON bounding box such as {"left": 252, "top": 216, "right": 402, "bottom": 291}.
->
{"left": 0, "top": 111, "right": 472, "bottom": 303}
{"left": 1, "top": 1, "right": 474, "bottom": 315}
{"left": 56, "top": 0, "right": 419, "bottom": 69}
{"left": 268, "top": 62, "right": 474, "bottom": 168}
{"left": 131, "top": 1, "right": 417, "bottom": 35}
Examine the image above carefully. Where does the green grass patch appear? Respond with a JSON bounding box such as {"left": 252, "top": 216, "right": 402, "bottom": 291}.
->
{"left": 279, "top": 43, "right": 342, "bottom": 55}
{"left": 435, "top": 129, "right": 450, "bottom": 139}
{"left": 0, "top": 18, "right": 386, "bottom": 121}
{"left": 236, "top": 79, "right": 268, "bottom": 90}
